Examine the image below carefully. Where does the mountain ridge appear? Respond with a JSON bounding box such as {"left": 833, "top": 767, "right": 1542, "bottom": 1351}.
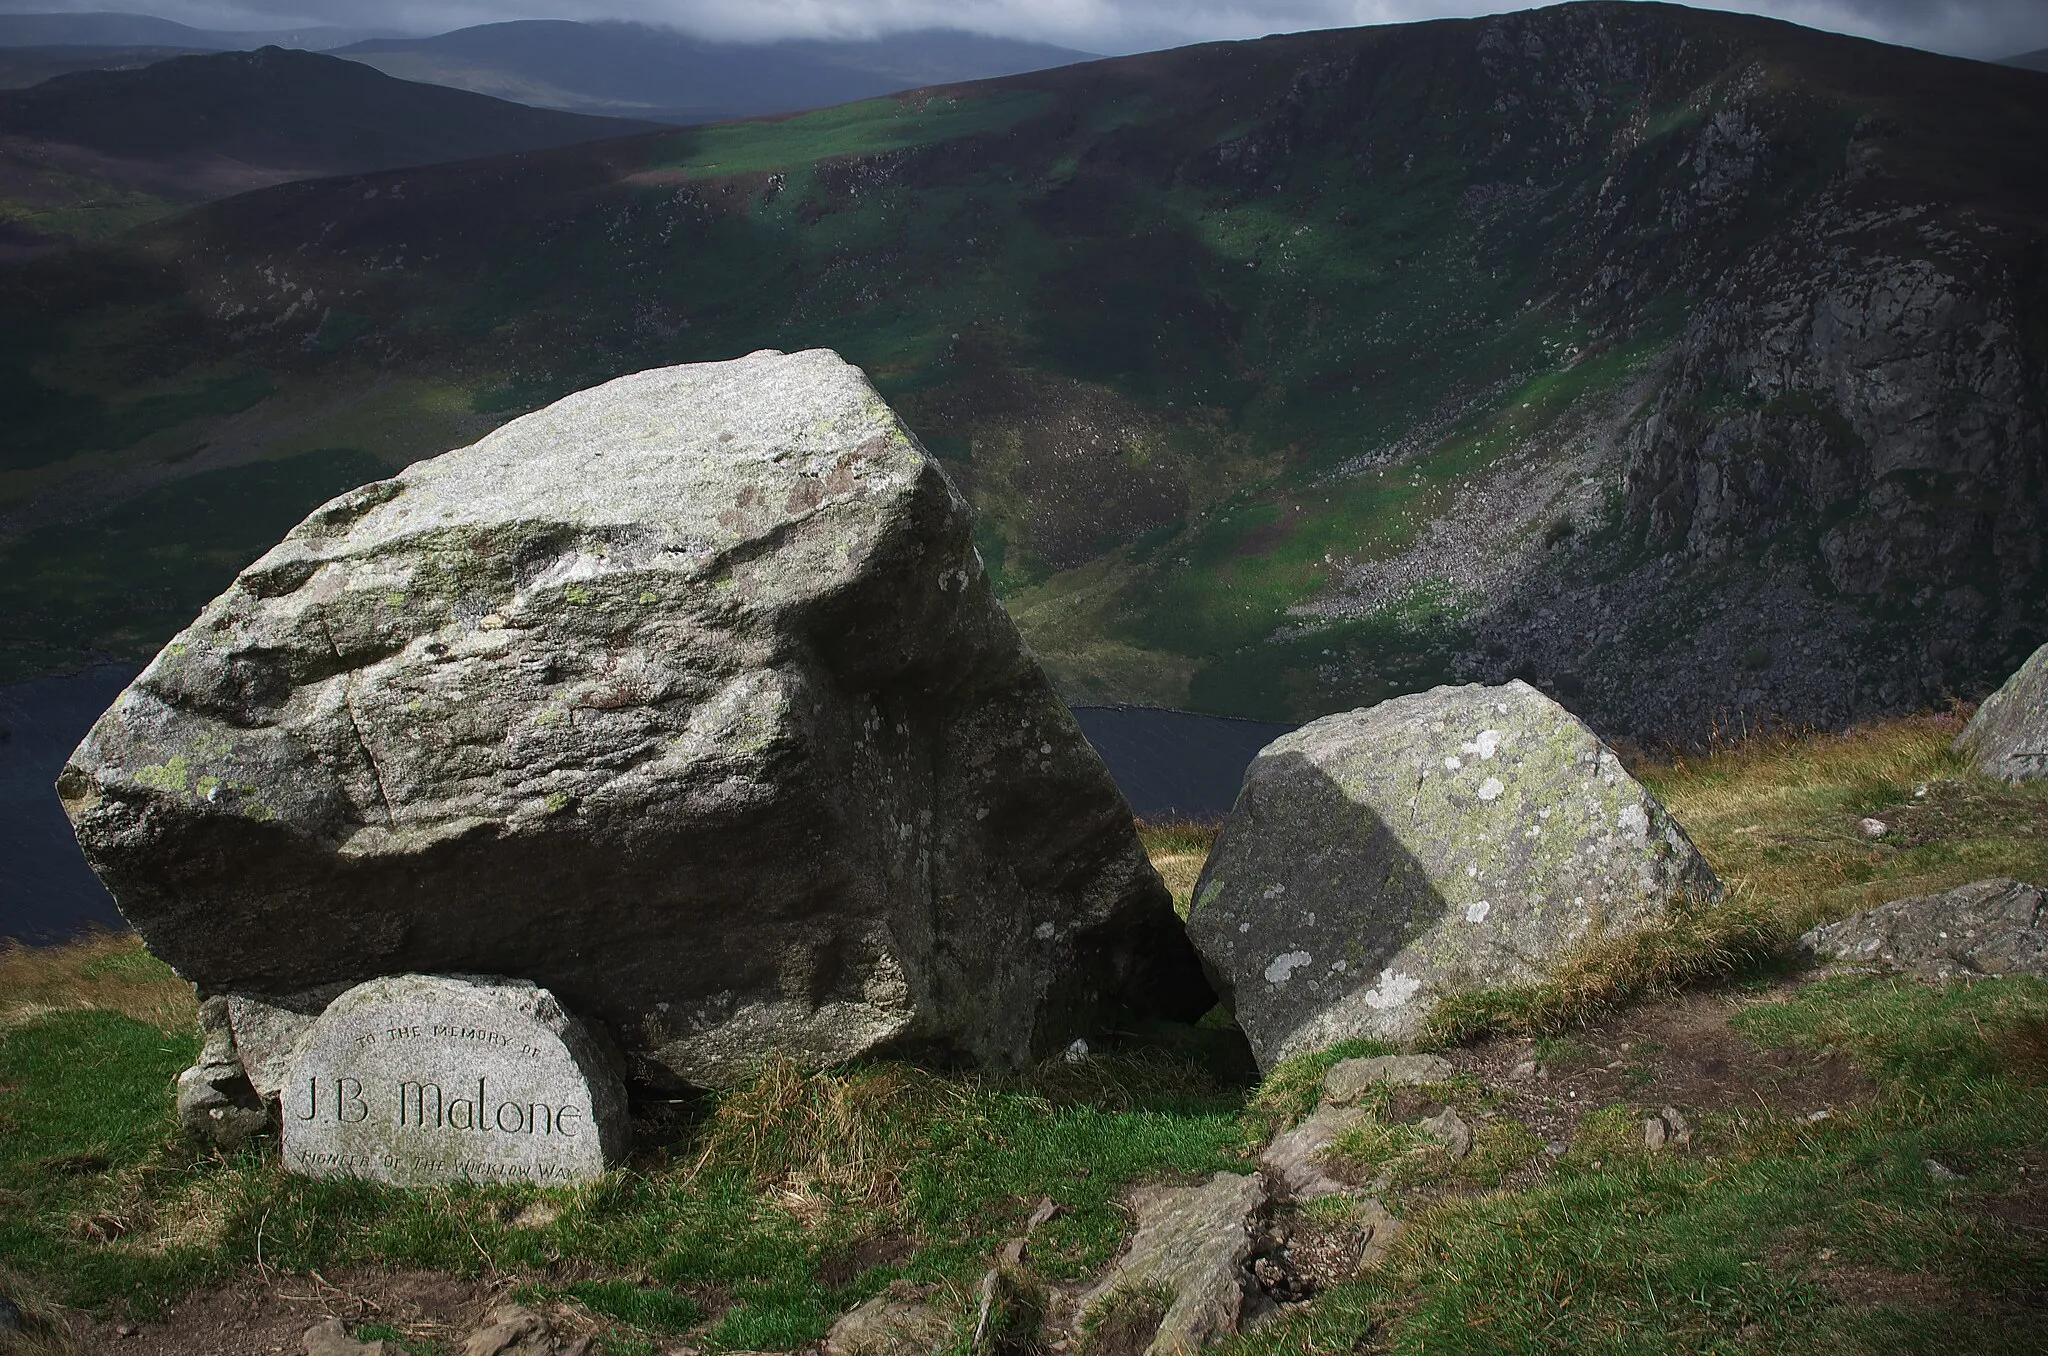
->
{"left": 1, "top": 1, "right": 2042, "bottom": 745}
{"left": 0, "top": 46, "right": 656, "bottom": 247}
{"left": 331, "top": 20, "right": 1101, "bottom": 125}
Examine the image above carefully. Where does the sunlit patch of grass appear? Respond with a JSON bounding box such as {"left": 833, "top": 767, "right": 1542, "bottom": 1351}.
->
{"left": 1640, "top": 711, "right": 2048, "bottom": 936}
{"left": 0, "top": 931, "right": 192, "bottom": 1034}
{"left": 1136, "top": 818, "right": 1219, "bottom": 917}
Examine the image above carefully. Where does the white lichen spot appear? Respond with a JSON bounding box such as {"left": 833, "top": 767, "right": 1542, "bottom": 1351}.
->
{"left": 1619, "top": 804, "right": 1649, "bottom": 836}
{"left": 1477, "top": 777, "right": 1505, "bottom": 802}
{"left": 1362, "top": 969, "right": 1423, "bottom": 1010}
{"left": 1262, "top": 883, "right": 1288, "bottom": 899}
{"left": 1331, "top": 959, "right": 1348, "bottom": 972}
{"left": 1306, "top": 912, "right": 1316, "bottom": 926}
{"left": 1444, "top": 755, "right": 1463, "bottom": 772}
{"left": 1239, "top": 922, "right": 1251, "bottom": 934}
{"left": 1466, "top": 899, "right": 1493, "bottom": 924}
{"left": 1462, "top": 729, "right": 1502, "bottom": 760}
{"left": 1524, "top": 825, "right": 1541, "bottom": 839}
{"left": 1466, "top": 864, "right": 1479, "bottom": 878}
{"left": 1034, "top": 922, "right": 1055, "bottom": 940}
{"left": 1265, "top": 951, "right": 1313, "bottom": 985}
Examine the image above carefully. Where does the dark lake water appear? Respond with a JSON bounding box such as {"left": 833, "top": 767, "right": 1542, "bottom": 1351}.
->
{"left": 0, "top": 669, "right": 1293, "bottom": 945}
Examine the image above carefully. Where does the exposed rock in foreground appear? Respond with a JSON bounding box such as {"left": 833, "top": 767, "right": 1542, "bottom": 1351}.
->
{"left": 1189, "top": 681, "right": 1719, "bottom": 1066}
{"left": 60, "top": 349, "right": 1209, "bottom": 1089}
{"left": 1800, "top": 878, "right": 2046, "bottom": 980}
{"left": 1955, "top": 643, "right": 2048, "bottom": 782}
{"left": 1074, "top": 1171, "right": 1269, "bottom": 1355}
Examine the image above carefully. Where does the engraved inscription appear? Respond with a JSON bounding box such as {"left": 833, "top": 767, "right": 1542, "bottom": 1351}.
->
{"left": 282, "top": 975, "right": 626, "bottom": 1187}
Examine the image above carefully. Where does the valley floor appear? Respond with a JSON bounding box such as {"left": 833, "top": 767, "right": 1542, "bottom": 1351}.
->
{"left": 1, "top": 714, "right": 2044, "bottom": 1354}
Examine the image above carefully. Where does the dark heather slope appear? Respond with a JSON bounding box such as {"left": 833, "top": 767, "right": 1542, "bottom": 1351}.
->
{"left": 1998, "top": 48, "right": 2048, "bottom": 74}
{"left": 2, "top": 1, "right": 2044, "bottom": 744}
{"left": 333, "top": 20, "right": 1098, "bottom": 124}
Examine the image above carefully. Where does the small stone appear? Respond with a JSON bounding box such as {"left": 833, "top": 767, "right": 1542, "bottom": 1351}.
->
{"left": 116, "top": 1324, "right": 138, "bottom": 1339}
{"left": 1859, "top": 818, "right": 1889, "bottom": 838}
{"left": 1322, "top": 1053, "right": 1453, "bottom": 1104}
{"left": 1024, "top": 1196, "right": 1063, "bottom": 1232}
{"left": 1510, "top": 1059, "right": 1539, "bottom": 1080}
{"left": 1925, "top": 1158, "right": 1963, "bottom": 1182}
{"left": 1660, "top": 1106, "right": 1691, "bottom": 1147}
{"left": 1353, "top": 1198, "right": 1405, "bottom": 1271}
{"left": 461, "top": 1305, "right": 559, "bottom": 1356}
{"left": 1062, "top": 1038, "right": 1092, "bottom": 1064}
{"left": 1419, "top": 1108, "right": 1473, "bottom": 1160}
{"left": 1261, "top": 1105, "right": 1371, "bottom": 1200}
{"left": 1805, "top": 1110, "right": 1831, "bottom": 1124}
{"left": 1545, "top": 1141, "right": 1567, "bottom": 1157}
{"left": 305, "top": 1318, "right": 389, "bottom": 1356}
{"left": 1645, "top": 1116, "right": 1668, "bottom": 1151}
{"left": 823, "top": 1282, "right": 953, "bottom": 1356}
{"left": 283, "top": 975, "right": 628, "bottom": 1187}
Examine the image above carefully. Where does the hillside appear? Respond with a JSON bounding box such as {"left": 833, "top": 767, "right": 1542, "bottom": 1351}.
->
{"left": 1, "top": 0, "right": 2045, "bottom": 744}
{"left": 332, "top": 20, "right": 1099, "bottom": 125}
{"left": 0, "top": 46, "right": 655, "bottom": 245}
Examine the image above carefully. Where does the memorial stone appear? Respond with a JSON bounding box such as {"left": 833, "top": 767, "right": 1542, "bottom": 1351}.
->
{"left": 282, "top": 974, "right": 628, "bottom": 1187}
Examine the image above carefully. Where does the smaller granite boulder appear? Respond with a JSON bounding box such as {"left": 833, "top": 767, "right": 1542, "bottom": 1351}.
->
{"left": 1188, "top": 681, "right": 1719, "bottom": 1066}
{"left": 1799, "top": 878, "right": 2046, "bottom": 979}
{"left": 282, "top": 974, "right": 628, "bottom": 1186}
{"left": 1956, "top": 644, "right": 2048, "bottom": 782}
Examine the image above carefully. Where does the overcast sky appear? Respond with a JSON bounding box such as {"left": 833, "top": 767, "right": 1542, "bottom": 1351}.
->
{"left": 4, "top": 0, "right": 2044, "bottom": 58}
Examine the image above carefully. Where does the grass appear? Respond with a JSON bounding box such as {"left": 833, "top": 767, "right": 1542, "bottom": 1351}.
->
{"left": 0, "top": 714, "right": 2043, "bottom": 1351}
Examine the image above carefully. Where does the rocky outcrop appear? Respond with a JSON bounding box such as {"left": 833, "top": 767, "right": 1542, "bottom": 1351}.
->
{"left": 1074, "top": 1172, "right": 1269, "bottom": 1356}
{"left": 60, "top": 349, "right": 1210, "bottom": 1091}
{"left": 1800, "top": 878, "right": 2046, "bottom": 979}
{"left": 1188, "top": 681, "right": 1717, "bottom": 1066}
{"left": 1956, "top": 643, "right": 2048, "bottom": 782}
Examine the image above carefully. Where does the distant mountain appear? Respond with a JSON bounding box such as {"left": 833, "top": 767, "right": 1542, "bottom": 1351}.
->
{"left": 2001, "top": 47, "right": 2048, "bottom": 73}
{"left": 3, "top": 2, "right": 2044, "bottom": 743}
{"left": 0, "top": 43, "right": 209, "bottom": 90}
{"left": 0, "top": 11, "right": 386, "bottom": 51}
{"left": 335, "top": 20, "right": 1099, "bottom": 123}
{"left": 0, "top": 46, "right": 656, "bottom": 247}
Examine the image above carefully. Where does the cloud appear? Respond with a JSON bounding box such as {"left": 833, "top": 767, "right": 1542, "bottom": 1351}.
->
{"left": 4, "top": 0, "right": 2044, "bottom": 58}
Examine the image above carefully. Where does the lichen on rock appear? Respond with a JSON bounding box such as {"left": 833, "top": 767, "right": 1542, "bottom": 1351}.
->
{"left": 1188, "top": 680, "right": 1718, "bottom": 1066}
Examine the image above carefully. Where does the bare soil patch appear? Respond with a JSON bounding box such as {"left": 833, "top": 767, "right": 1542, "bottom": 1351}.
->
{"left": 1453, "top": 980, "right": 1873, "bottom": 1149}
{"left": 67, "top": 1268, "right": 507, "bottom": 1355}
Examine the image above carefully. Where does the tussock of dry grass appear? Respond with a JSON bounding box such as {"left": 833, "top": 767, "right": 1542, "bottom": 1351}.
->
{"left": 686, "top": 1055, "right": 964, "bottom": 1211}
{"left": 0, "top": 932, "right": 192, "bottom": 1035}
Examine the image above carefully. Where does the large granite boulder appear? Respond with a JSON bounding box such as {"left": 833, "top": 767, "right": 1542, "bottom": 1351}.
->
{"left": 1956, "top": 643, "right": 2048, "bottom": 782}
{"left": 1187, "top": 681, "right": 1719, "bottom": 1066}
{"left": 60, "top": 349, "right": 1208, "bottom": 1089}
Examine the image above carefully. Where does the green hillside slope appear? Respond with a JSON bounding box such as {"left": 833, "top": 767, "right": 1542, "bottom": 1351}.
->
{"left": 2, "top": 1, "right": 2044, "bottom": 740}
